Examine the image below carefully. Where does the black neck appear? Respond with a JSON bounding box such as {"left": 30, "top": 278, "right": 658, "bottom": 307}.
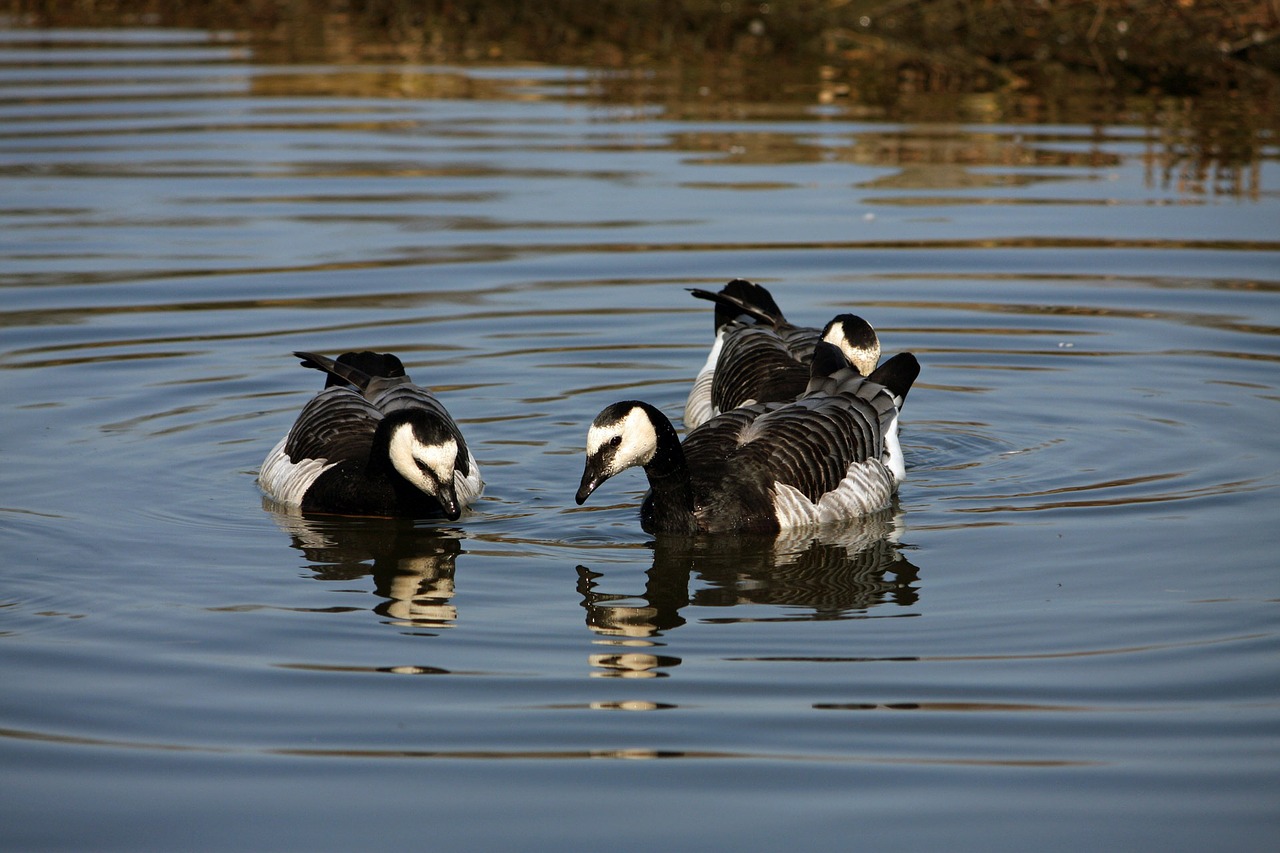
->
{"left": 364, "top": 416, "right": 422, "bottom": 503}
{"left": 365, "top": 418, "right": 399, "bottom": 478}
{"left": 639, "top": 405, "right": 698, "bottom": 533}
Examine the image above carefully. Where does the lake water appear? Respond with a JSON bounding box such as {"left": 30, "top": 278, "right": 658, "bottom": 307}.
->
{"left": 2, "top": 27, "right": 1278, "bottom": 851}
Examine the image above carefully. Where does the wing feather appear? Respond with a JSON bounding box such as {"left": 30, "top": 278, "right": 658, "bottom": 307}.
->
{"left": 777, "top": 324, "right": 820, "bottom": 361}
{"left": 284, "top": 387, "right": 381, "bottom": 465}
{"left": 679, "top": 407, "right": 758, "bottom": 483}
{"left": 771, "top": 413, "right": 852, "bottom": 498}
{"left": 721, "top": 390, "right": 887, "bottom": 504}
{"left": 712, "top": 326, "right": 812, "bottom": 413}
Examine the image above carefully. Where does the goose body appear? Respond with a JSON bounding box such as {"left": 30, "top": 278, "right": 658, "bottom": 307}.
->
{"left": 684, "top": 279, "right": 880, "bottom": 429}
{"left": 578, "top": 343, "right": 920, "bottom": 535}
{"left": 259, "top": 351, "right": 482, "bottom": 519}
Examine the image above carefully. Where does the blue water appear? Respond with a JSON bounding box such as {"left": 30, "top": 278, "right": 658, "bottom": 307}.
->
{"left": 2, "top": 28, "right": 1278, "bottom": 851}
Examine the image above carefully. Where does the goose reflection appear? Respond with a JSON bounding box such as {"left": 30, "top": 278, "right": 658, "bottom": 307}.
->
{"left": 577, "top": 510, "right": 919, "bottom": 677}
{"left": 265, "top": 501, "right": 464, "bottom": 633}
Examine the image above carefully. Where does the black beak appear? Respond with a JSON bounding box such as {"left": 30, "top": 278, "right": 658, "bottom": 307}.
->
{"left": 575, "top": 459, "right": 608, "bottom": 505}
{"left": 437, "top": 481, "right": 462, "bottom": 521}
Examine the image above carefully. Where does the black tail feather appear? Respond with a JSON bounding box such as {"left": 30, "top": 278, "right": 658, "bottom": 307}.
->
{"left": 689, "top": 279, "right": 787, "bottom": 330}
{"left": 866, "top": 352, "right": 921, "bottom": 403}
{"left": 296, "top": 351, "right": 370, "bottom": 390}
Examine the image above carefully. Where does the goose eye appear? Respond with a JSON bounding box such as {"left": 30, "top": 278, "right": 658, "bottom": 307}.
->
{"left": 607, "top": 435, "right": 622, "bottom": 448}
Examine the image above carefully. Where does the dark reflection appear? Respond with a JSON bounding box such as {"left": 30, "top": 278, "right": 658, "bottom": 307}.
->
{"left": 577, "top": 510, "right": 920, "bottom": 677}
{"left": 266, "top": 503, "right": 464, "bottom": 634}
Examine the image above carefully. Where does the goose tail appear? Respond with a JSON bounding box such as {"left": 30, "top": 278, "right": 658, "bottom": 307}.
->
{"left": 866, "top": 352, "right": 921, "bottom": 407}
{"left": 689, "top": 279, "right": 787, "bottom": 330}
{"left": 294, "top": 350, "right": 405, "bottom": 391}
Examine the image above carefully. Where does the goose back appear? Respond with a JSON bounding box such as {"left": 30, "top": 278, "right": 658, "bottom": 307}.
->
{"left": 685, "top": 281, "right": 879, "bottom": 428}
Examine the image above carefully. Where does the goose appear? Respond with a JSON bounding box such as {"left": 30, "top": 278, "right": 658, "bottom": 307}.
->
{"left": 259, "top": 351, "right": 483, "bottom": 519}
{"left": 684, "top": 279, "right": 880, "bottom": 429}
{"left": 577, "top": 342, "right": 920, "bottom": 535}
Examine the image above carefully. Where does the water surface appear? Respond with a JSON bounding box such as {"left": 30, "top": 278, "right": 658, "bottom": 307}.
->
{"left": 2, "top": 28, "right": 1278, "bottom": 851}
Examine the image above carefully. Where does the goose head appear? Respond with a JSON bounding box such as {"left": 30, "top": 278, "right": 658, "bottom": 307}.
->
{"left": 386, "top": 413, "right": 464, "bottom": 520}
{"left": 575, "top": 402, "right": 662, "bottom": 505}
{"left": 822, "top": 314, "right": 880, "bottom": 376}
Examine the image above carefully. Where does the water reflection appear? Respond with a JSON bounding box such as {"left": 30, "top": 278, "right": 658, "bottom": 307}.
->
{"left": 578, "top": 511, "right": 920, "bottom": 677}
{"left": 266, "top": 504, "right": 463, "bottom": 633}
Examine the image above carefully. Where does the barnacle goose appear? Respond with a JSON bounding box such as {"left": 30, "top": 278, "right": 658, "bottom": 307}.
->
{"left": 577, "top": 342, "right": 920, "bottom": 535}
{"left": 259, "top": 351, "right": 483, "bottom": 519}
{"left": 684, "top": 279, "right": 881, "bottom": 429}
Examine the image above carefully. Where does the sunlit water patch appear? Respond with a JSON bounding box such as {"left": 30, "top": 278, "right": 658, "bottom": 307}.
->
{"left": 2, "top": 27, "right": 1278, "bottom": 851}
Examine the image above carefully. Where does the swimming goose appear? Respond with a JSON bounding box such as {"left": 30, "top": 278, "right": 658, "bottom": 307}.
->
{"left": 684, "top": 279, "right": 880, "bottom": 429}
{"left": 577, "top": 343, "right": 920, "bottom": 535}
{"left": 259, "top": 351, "right": 483, "bottom": 519}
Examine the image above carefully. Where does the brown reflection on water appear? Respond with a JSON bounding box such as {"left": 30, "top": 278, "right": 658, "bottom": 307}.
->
{"left": 1147, "top": 101, "right": 1269, "bottom": 200}
{"left": 11, "top": 1, "right": 1274, "bottom": 201}
{"left": 249, "top": 67, "right": 517, "bottom": 101}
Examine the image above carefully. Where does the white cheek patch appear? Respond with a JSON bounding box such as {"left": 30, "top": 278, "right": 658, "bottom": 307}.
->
{"left": 415, "top": 439, "right": 458, "bottom": 483}
{"left": 586, "top": 423, "right": 614, "bottom": 459}
{"left": 616, "top": 408, "right": 658, "bottom": 470}
{"left": 388, "top": 425, "right": 456, "bottom": 496}
{"left": 388, "top": 427, "right": 430, "bottom": 493}
{"left": 823, "top": 321, "right": 880, "bottom": 375}
{"left": 587, "top": 408, "right": 658, "bottom": 474}
{"left": 849, "top": 345, "right": 878, "bottom": 376}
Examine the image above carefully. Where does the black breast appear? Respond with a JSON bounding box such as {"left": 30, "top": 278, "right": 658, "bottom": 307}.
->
{"left": 301, "top": 461, "right": 451, "bottom": 518}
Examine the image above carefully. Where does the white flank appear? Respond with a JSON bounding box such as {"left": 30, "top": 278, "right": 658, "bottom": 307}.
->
{"left": 454, "top": 449, "right": 485, "bottom": 508}
{"left": 683, "top": 330, "right": 725, "bottom": 429}
{"left": 770, "top": 460, "right": 896, "bottom": 529}
{"left": 881, "top": 408, "right": 906, "bottom": 484}
{"left": 258, "top": 436, "right": 337, "bottom": 506}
